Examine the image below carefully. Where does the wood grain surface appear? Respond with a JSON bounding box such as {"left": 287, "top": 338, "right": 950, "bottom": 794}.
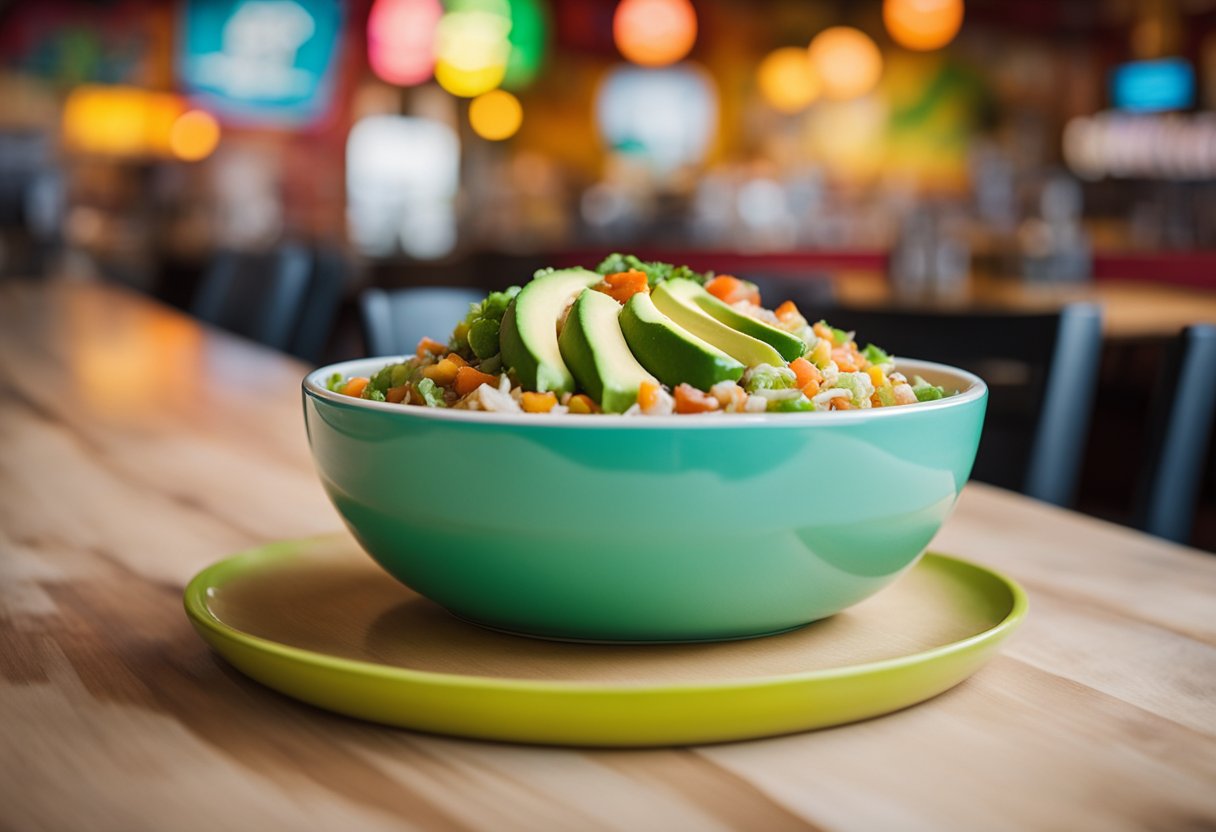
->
{"left": 2, "top": 279, "right": 1215, "bottom": 832}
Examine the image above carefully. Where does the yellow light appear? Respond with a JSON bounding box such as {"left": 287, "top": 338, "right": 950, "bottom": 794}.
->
{"left": 63, "top": 85, "right": 186, "bottom": 157}
{"left": 613, "top": 0, "right": 697, "bottom": 68}
{"left": 757, "top": 47, "right": 821, "bottom": 114}
{"left": 169, "top": 110, "right": 221, "bottom": 161}
{"left": 434, "top": 10, "right": 511, "bottom": 97}
{"left": 808, "top": 27, "right": 883, "bottom": 101}
{"left": 468, "top": 89, "right": 523, "bottom": 140}
{"left": 883, "top": 0, "right": 964, "bottom": 51}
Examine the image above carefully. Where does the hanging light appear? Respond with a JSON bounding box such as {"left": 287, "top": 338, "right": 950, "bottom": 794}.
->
{"left": 367, "top": 0, "right": 444, "bottom": 86}
{"left": 434, "top": 8, "right": 513, "bottom": 97}
{"left": 883, "top": 0, "right": 964, "bottom": 51}
{"left": 169, "top": 110, "right": 221, "bottom": 161}
{"left": 613, "top": 0, "right": 697, "bottom": 68}
{"left": 756, "top": 47, "right": 821, "bottom": 113}
{"left": 469, "top": 89, "right": 523, "bottom": 140}
{"left": 502, "top": 0, "right": 546, "bottom": 90}
{"left": 808, "top": 27, "right": 883, "bottom": 100}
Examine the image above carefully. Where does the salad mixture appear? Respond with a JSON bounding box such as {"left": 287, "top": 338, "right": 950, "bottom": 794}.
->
{"left": 326, "top": 254, "right": 947, "bottom": 416}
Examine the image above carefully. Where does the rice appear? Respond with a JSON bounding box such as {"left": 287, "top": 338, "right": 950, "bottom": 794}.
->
{"left": 812, "top": 388, "right": 852, "bottom": 407}
{"left": 476, "top": 383, "right": 522, "bottom": 412}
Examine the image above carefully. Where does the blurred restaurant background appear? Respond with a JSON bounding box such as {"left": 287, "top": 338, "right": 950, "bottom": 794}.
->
{"left": 2, "top": 0, "right": 1215, "bottom": 548}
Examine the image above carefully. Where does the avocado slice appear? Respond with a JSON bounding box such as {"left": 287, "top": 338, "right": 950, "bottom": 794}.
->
{"left": 500, "top": 268, "right": 601, "bottom": 392}
{"left": 619, "top": 292, "right": 744, "bottom": 390}
{"left": 652, "top": 279, "right": 791, "bottom": 367}
{"left": 667, "top": 279, "right": 806, "bottom": 361}
{"left": 558, "top": 289, "right": 658, "bottom": 413}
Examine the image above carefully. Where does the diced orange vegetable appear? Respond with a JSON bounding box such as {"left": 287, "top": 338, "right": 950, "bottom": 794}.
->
{"left": 386, "top": 385, "right": 408, "bottom": 403}
{"left": 866, "top": 366, "right": 887, "bottom": 388}
{"left": 422, "top": 358, "right": 460, "bottom": 386}
{"left": 789, "top": 357, "right": 821, "bottom": 388}
{"left": 674, "top": 384, "right": 720, "bottom": 414}
{"left": 416, "top": 337, "right": 448, "bottom": 358}
{"left": 791, "top": 355, "right": 823, "bottom": 397}
{"left": 521, "top": 391, "right": 558, "bottom": 413}
{"left": 445, "top": 352, "right": 468, "bottom": 368}
{"left": 830, "top": 396, "right": 852, "bottom": 410}
{"left": 704, "top": 275, "right": 761, "bottom": 306}
{"left": 638, "top": 380, "right": 660, "bottom": 411}
{"left": 812, "top": 321, "right": 835, "bottom": 342}
{"left": 454, "top": 366, "right": 497, "bottom": 396}
{"left": 340, "top": 377, "right": 369, "bottom": 398}
{"left": 567, "top": 394, "right": 599, "bottom": 414}
{"left": 832, "top": 348, "right": 859, "bottom": 373}
{"left": 594, "top": 270, "right": 650, "bottom": 304}
{"left": 775, "top": 300, "right": 800, "bottom": 321}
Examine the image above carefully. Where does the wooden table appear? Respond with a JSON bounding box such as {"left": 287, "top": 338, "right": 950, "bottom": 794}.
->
{"left": 2, "top": 279, "right": 1214, "bottom": 831}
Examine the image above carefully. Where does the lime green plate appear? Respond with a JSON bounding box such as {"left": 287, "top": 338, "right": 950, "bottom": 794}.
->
{"left": 183, "top": 534, "right": 1026, "bottom": 747}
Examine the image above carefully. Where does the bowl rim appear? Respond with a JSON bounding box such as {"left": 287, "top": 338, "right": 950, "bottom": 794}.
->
{"left": 303, "top": 356, "right": 987, "bottom": 428}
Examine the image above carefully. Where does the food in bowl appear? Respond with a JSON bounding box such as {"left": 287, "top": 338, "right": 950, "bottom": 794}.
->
{"left": 326, "top": 253, "right": 949, "bottom": 416}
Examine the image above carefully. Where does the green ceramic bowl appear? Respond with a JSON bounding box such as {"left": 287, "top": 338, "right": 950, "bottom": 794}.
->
{"left": 303, "top": 358, "right": 987, "bottom": 642}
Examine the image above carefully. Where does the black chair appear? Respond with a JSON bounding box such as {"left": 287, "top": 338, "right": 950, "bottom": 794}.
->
{"left": 191, "top": 245, "right": 313, "bottom": 352}
{"left": 360, "top": 286, "right": 485, "bottom": 357}
{"left": 798, "top": 301, "right": 1103, "bottom": 507}
{"left": 1134, "top": 325, "right": 1216, "bottom": 543}
{"left": 286, "top": 246, "right": 348, "bottom": 362}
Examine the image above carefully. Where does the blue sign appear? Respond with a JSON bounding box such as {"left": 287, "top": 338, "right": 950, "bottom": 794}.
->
{"left": 178, "top": 0, "right": 343, "bottom": 125}
{"left": 1112, "top": 58, "right": 1195, "bottom": 113}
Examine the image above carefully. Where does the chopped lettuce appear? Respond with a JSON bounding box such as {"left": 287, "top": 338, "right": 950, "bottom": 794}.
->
{"left": 415, "top": 377, "right": 446, "bottom": 407}
{"left": 861, "top": 343, "right": 891, "bottom": 366}
{"left": 834, "top": 372, "right": 876, "bottom": 408}
{"left": 324, "top": 372, "right": 345, "bottom": 392}
{"left": 595, "top": 253, "right": 711, "bottom": 288}
{"left": 912, "top": 376, "right": 946, "bottom": 402}
{"left": 742, "top": 364, "right": 797, "bottom": 393}
{"left": 363, "top": 387, "right": 386, "bottom": 402}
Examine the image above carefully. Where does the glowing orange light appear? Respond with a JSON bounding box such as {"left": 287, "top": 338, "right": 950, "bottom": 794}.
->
{"left": 808, "top": 27, "right": 883, "bottom": 100}
{"left": 368, "top": 0, "right": 443, "bottom": 86}
{"left": 757, "top": 47, "right": 821, "bottom": 113}
{"left": 434, "top": 10, "right": 512, "bottom": 97}
{"left": 883, "top": 0, "right": 964, "bottom": 51}
{"left": 169, "top": 110, "right": 221, "bottom": 161}
{"left": 613, "top": 0, "right": 697, "bottom": 68}
{"left": 63, "top": 85, "right": 186, "bottom": 157}
{"left": 469, "top": 89, "right": 523, "bottom": 140}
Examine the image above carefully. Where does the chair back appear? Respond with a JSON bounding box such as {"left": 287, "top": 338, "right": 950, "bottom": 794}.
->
{"left": 286, "top": 246, "right": 348, "bottom": 362}
{"left": 360, "top": 286, "right": 485, "bottom": 357}
{"left": 796, "top": 300, "right": 1103, "bottom": 506}
{"left": 191, "top": 245, "right": 313, "bottom": 351}
{"left": 1135, "top": 324, "right": 1216, "bottom": 542}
